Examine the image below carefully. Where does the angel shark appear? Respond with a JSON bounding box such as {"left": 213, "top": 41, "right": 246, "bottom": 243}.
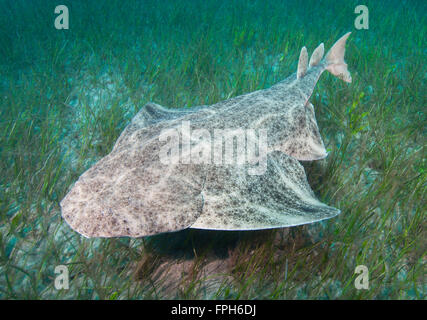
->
{"left": 61, "top": 32, "right": 352, "bottom": 238}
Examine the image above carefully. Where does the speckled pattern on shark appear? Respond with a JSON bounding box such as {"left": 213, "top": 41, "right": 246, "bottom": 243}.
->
{"left": 192, "top": 151, "right": 340, "bottom": 230}
{"left": 60, "top": 33, "right": 352, "bottom": 237}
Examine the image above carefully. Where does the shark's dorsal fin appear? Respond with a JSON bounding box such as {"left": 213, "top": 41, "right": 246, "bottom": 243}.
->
{"left": 309, "top": 43, "right": 324, "bottom": 67}
{"left": 297, "top": 46, "right": 308, "bottom": 79}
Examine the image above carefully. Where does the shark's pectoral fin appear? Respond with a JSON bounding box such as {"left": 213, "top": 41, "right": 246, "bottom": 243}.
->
{"left": 117, "top": 103, "right": 196, "bottom": 136}
{"left": 191, "top": 151, "right": 340, "bottom": 231}
{"left": 112, "top": 103, "right": 200, "bottom": 152}
{"left": 142, "top": 102, "right": 197, "bottom": 124}
{"left": 61, "top": 132, "right": 206, "bottom": 238}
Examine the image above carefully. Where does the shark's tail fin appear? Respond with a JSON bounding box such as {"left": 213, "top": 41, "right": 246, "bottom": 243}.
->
{"left": 324, "top": 32, "right": 352, "bottom": 83}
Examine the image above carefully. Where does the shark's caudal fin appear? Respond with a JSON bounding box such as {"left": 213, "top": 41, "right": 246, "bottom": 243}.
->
{"left": 324, "top": 32, "right": 352, "bottom": 83}
{"left": 296, "top": 33, "right": 351, "bottom": 82}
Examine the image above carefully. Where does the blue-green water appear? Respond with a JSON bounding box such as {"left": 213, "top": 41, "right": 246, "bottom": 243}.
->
{"left": 0, "top": 0, "right": 425, "bottom": 300}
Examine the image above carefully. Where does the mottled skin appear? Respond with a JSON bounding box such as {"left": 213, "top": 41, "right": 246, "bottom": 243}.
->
{"left": 192, "top": 151, "right": 339, "bottom": 230}
{"left": 61, "top": 33, "right": 352, "bottom": 237}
